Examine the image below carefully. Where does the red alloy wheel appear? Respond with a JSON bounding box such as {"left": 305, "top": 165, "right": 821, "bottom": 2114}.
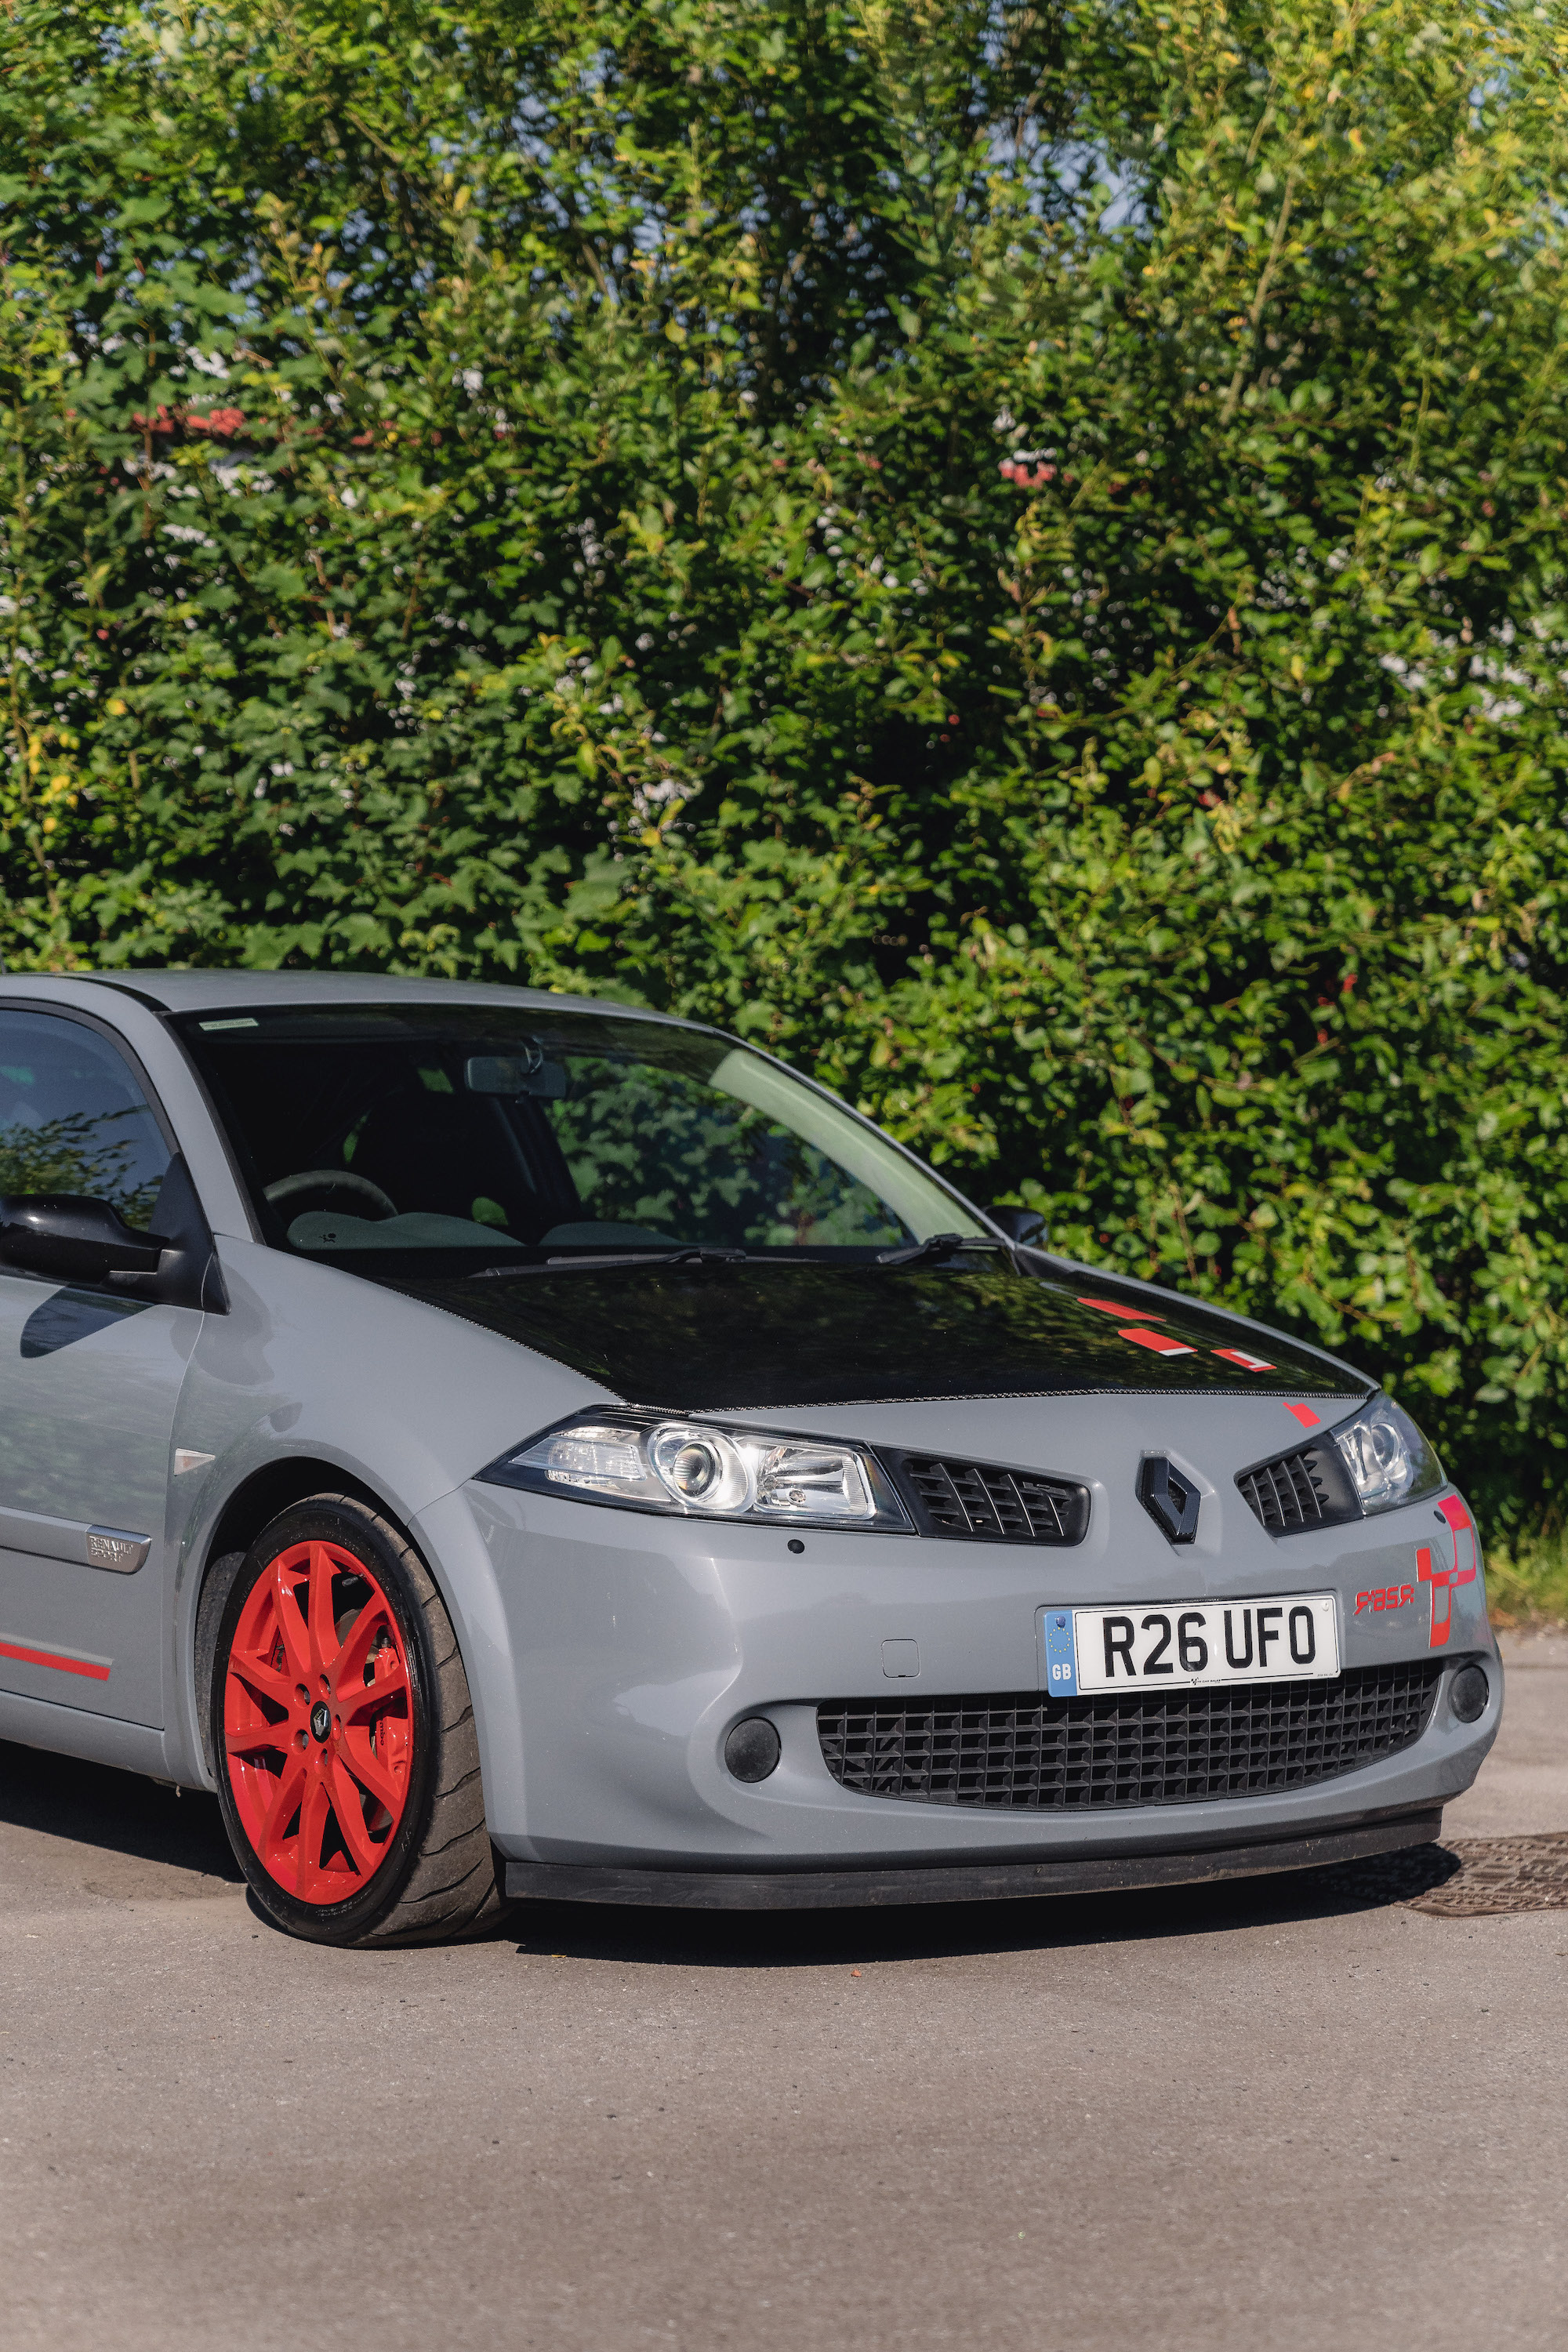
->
{"left": 223, "top": 1539, "right": 416, "bottom": 1904}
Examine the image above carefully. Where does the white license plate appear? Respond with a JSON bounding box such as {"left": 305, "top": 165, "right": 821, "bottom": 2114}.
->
{"left": 1041, "top": 1594, "right": 1340, "bottom": 1697}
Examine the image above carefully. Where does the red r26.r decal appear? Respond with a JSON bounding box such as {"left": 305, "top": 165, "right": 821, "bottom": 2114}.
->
{"left": 1354, "top": 1582, "right": 1416, "bottom": 1617}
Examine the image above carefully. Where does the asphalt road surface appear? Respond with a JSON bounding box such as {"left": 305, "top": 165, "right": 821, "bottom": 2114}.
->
{"left": 2, "top": 1637, "right": 1563, "bottom": 2352}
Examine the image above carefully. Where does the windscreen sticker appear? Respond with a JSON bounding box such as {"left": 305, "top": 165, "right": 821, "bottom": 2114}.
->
{"left": 1076, "top": 1298, "right": 1163, "bottom": 1322}
{"left": 1214, "top": 1347, "right": 1276, "bottom": 1370}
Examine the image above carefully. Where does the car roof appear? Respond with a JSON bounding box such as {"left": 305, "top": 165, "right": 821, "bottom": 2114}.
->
{"left": 57, "top": 970, "right": 688, "bottom": 1025}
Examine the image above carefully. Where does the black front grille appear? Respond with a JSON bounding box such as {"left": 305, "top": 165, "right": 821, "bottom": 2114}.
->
{"left": 887, "top": 1453, "right": 1090, "bottom": 1545}
{"left": 1236, "top": 1438, "right": 1359, "bottom": 1535}
{"left": 817, "top": 1661, "right": 1442, "bottom": 1810}
{"left": 1238, "top": 1449, "right": 1329, "bottom": 1531}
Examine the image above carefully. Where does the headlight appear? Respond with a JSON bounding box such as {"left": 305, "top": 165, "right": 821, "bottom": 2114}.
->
{"left": 1333, "top": 1394, "right": 1443, "bottom": 1514}
{"left": 478, "top": 1410, "right": 913, "bottom": 1531}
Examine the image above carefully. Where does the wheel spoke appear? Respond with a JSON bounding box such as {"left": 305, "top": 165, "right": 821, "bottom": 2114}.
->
{"left": 293, "top": 1773, "right": 332, "bottom": 1902}
{"left": 327, "top": 1758, "right": 381, "bottom": 1877}
{"left": 335, "top": 1595, "right": 394, "bottom": 1695}
{"left": 256, "top": 1751, "right": 307, "bottom": 1871}
{"left": 337, "top": 1653, "right": 409, "bottom": 1723}
{"left": 225, "top": 1719, "right": 289, "bottom": 1759}
{"left": 269, "top": 1560, "right": 312, "bottom": 1682}
{"left": 307, "top": 1541, "right": 340, "bottom": 1678}
{"left": 336, "top": 1725, "right": 405, "bottom": 1817}
{"left": 227, "top": 1652, "right": 296, "bottom": 1715}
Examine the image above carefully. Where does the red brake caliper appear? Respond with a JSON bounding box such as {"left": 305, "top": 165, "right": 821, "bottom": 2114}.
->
{"left": 223, "top": 1541, "right": 415, "bottom": 1902}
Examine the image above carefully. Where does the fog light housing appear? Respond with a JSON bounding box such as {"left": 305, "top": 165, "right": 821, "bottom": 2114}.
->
{"left": 1450, "top": 1662, "right": 1490, "bottom": 1723}
{"left": 724, "top": 1717, "right": 782, "bottom": 1783}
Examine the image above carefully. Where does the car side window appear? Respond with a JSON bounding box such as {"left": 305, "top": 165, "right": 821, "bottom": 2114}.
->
{"left": 0, "top": 1011, "right": 172, "bottom": 1232}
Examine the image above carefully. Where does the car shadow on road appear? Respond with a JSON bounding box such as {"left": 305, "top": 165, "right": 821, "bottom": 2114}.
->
{"left": 0, "top": 1737, "right": 245, "bottom": 1883}
{"left": 0, "top": 1738, "right": 1468, "bottom": 1955}
{"left": 502, "top": 1844, "right": 1466, "bottom": 1970}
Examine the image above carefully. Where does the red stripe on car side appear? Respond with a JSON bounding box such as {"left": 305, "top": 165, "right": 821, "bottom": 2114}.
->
{"left": 0, "top": 1637, "right": 111, "bottom": 1682}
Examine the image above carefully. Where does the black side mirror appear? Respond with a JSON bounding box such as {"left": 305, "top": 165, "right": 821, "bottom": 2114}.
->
{"left": 989, "top": 1205, "right": 1048, "bottom": 1249}
{"left": 0, "top": 1156, "right": 227, "bottom": 1312}
{"left": 0, "top": 1196, "right": 162, "bottom": 1283}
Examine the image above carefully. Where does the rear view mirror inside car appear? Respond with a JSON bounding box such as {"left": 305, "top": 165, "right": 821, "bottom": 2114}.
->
{"left": 465, "top": 1052, "right": 568, "bottom": 1098}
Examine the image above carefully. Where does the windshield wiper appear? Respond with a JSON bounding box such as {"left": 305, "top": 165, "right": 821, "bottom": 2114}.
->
{"left": 873, "top": 1233, "right": 1006, "bottom": 1270}
{"left": 471, "top": 1246, "right": 750, "bottom": 1280}
{"left": 470, "top": 1236, "right": 1005, "bottom": 1279}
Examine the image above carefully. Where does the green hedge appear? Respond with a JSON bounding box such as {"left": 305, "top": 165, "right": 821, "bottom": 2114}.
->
{"left": 5, "top": 1, "right": 1568, "bottom": 1527}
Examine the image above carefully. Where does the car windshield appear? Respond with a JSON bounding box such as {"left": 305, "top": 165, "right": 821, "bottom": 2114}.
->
{"left": 174, "top": 1004, "right": 985, "bottom": 1266}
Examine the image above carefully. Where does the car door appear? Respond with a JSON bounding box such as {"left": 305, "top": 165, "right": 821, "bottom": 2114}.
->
{"left": 0, "top": 1004, "right": 200, "bottom": 1727}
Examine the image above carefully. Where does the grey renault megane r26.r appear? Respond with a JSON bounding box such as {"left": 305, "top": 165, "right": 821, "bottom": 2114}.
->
{"left": 0, "top": 972, "right": 1498, "bottom": 1944}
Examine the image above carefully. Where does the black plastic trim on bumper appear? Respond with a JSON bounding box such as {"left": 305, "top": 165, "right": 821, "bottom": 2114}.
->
{"left": 502, "top": 1805, "right": 1443, "bottom": 1911}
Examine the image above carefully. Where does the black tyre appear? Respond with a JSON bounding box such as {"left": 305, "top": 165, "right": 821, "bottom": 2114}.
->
{"left": 209, "top": 1493, "right": 507, "bottom": 1947}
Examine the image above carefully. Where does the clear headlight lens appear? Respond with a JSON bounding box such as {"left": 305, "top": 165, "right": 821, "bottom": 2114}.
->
{"left": 648, "top": 1425, "right": 753, "bottom": 1514}
{"left": 1333, "top": 1394, "right": 1444, "bottom": 1514}
{"left": 484, "top": 1411, "right": 909, "bottom": 1530}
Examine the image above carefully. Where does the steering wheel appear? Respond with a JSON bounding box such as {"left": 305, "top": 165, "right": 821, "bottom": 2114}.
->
{"left": 264, "top": 1169, "right": 399, "bottom": 1220}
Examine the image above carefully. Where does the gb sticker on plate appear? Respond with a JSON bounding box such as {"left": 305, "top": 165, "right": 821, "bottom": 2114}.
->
{"left": 1042, "top": 1610, "right": 1079, "bottom": 1696}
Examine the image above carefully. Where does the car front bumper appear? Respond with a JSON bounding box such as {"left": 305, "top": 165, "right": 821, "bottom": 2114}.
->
{"left": 420, "top": 1453, "right": 1500, "bottom": 1904}
{"left": 497, "top": 1808, "right": 1446, "bottom": 1909}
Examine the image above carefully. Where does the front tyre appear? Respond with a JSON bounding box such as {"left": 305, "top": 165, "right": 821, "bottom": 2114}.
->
{"left": 211, "top": 1494, "right": 506, "bottom": 1947}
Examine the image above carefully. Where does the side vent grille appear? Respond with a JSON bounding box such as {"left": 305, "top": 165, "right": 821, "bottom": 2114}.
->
{"left": 887, "top": 1454, "right": 1090, "bottom": 1546}
{"left": 1237, "top": 1450, "right": 1328, "bottom": 1532}
{"left": 1236, "top": 1438, "right": 1359, "bottom": 1536}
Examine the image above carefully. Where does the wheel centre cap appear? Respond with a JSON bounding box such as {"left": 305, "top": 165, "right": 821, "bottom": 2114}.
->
{"left": 309, "top": 1700, "right": 332, "bottom": 1744}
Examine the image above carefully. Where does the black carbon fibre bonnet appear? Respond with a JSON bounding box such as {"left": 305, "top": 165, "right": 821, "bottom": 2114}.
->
{"left": 381, "top": 1258, "right": 1359, "bottom": 1410}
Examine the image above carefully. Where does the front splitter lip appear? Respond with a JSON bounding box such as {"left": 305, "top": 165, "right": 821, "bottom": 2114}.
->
{"left": 502, "top": 1802, "right": 1442, "bottom": 1909}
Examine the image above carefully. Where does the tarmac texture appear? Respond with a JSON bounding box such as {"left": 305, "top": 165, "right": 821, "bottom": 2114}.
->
{"left": 0, "top": 1634, "right": 1563, "bottom": 2351}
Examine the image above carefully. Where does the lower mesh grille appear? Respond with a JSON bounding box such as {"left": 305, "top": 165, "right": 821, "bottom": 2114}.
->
{"left": 817, "top": 1662, "right": 1443, "bottom": 1810}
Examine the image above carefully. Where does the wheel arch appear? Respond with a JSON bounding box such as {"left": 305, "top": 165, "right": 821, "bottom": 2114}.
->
{"left": 179, "top": 1457, "right": 520, "bottom": 1847}
{"left": 194, "top": 1469, "right": 509, "bottom": 1943}
{"left": 190, "top": 1457, "right": 416, "bottom": 1780}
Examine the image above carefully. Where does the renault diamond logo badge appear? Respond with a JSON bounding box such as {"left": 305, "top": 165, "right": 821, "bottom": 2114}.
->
{"left": 1138, "top": 1456, "right": 1200, "bottom": 1544}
